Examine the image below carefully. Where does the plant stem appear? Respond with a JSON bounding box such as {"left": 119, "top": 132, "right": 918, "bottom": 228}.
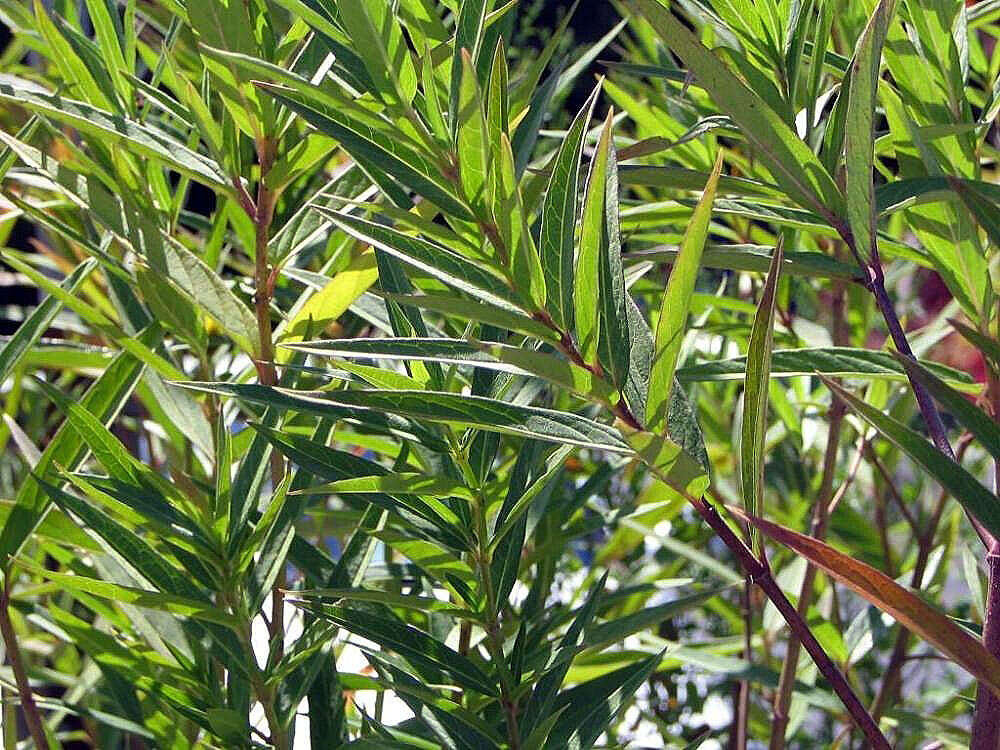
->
{"left": 971, "top": 361, "right": 1000, "bottom": 749}
{"left": 238, "top": 138, "right": 289, "bottom": 750}
{"left": 728, "top": 579, "right": 751, "bottom": 750}
{"left": 251, "top": 142, "right": 287, "bottom": 658}
{"left": 686, "top": 494, "right": 890, "bottom": 749}
{"left": 844, "top": 231, "right": 1000, "bottom": 735}
{"left": 471, "top": 490, "right": 521, "bottom": 750}
{"left": 973, "top": 544, "right": 1000, "bottom": 750}
{"left": 0, "top": 583, "right": 48, "bottom": 750}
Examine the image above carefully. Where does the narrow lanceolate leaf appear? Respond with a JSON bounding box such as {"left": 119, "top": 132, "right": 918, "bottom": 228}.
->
{"left": 0, "top": 258, "right": 94, "bottom": 383}
{"left": 450, "top": 0, "right": 491, "bottom": 124}
{"left": 456, "top": 49, "right": 491, "bottom": 206}
{"left": 624, "top": 428, "right": 710, "bottom": 497}
{"left": 0, "top": 77, "right": 229, "bottom": 191}
{"left": 731, "top": 505, "right": 1000, "bottom": 700}
{"left": 384, "top": 293, "right": 559, "bottom": 343}
{"left": 597, "top": 112, "right": 631, "bottom": 388}
{"left": 544, "top": 651, "right": 664, "bottom": 749}
{"left": 315, "top": 209, "right": 517, "bottom": 310}
{"left": 334, "top": 0, "right": 417, "bottom": 106}
{"left": 740, "top": 239, "right": 783, "bottom": 553}
{"left": 677, "top": 347, "right": 973, "bottom": 388}
{"left": 16, "top": 563, "right": 238, "bottom": 627}
{"left": 279, "top": 252, "right": 379, "bottom": 360}
{"left": 283, "top": 337, "right": 616, "bottom": 401}
{"left": 845, "top": 0, "right": 898, "bottom": 263}
{"left": 823, "top": 378, "right": 1000, "bottom": 541}
{"left": 646, "top": 153, "right": 723, "bottom": 432}
{"left": 539, "top": 83, "right": 601, "bottom": 329}
{"left": 257, "top": 81, "right": 471, "bottom": 219}
{"left": 294, "top": 475, "right": 473, "bottom": 501}
{"left": 522, "top": 574, "right": 607, "bottom": 735}
{"left": 494, "top": 133, "right": 545, "bottom": 310}
{"left": 575, "top": 111, "right": 613, "bottom": 364}
{"left": 299, "top": 603, "right": 498, "bottom": 697}
{"left": 178, "top": 382, "right": 630, "bottom": 453}
{"left": 628, "top": 0, "right": 845, "bottom": 223}
{"left": 0, "top": 327, "right": 157, "bottom": 563}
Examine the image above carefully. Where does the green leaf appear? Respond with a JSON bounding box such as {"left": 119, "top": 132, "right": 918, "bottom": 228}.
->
{"left": 316, "top": 209, "right": 516, "bottom": 310}
{"left": 449, "top": 0, "right": 491, "bottom": 132}
{"left": 295, "top": 474, "right": 473, "bottom": 501}
{"left": 625, "top": 245, "right": 861, "bottom": 281}
{"left": 254, "top": 79, "right": 470, "bottom": 219}
{"left": 279, "top": 251, "right": 379, "bottom": 360}
{"left": 575, "top": 111, "right": 613, "bottom": 364}
{"left": 845, "top": 0, "right": 898, "bottom": 263}
{"left": 146, "top": 238, "right": 258, "bottom": 354}
{"left": 544, "top": 650, "right": 663, "bottom": 749}
{"left": 522, "top": 574, "right": 607, "bottom": 735}
{"left": 299, "top": 603, "right": 498, "bottom": 697}
{"left": 0, "top": 327, "right": 157, "bottom": 563}
{"left": 496, "top": 133, "right": 546, "bottom": 311}
{"left": 677, "top": 347, "right": 974, "bottom": 389}
{"left": 628, "top": 0, "right": 845, "bottom": 223}
{"left": 384, "top": 293, "right": 559, "bottom": 343}
{"left": 190, "top": 0, "right": 267, "bottom": 139}
{"left": 596, "top": 111, "right": 631, "bottom": 388}
{"left": 625, "top": 427, "right": 710, "bottom": 498}
{"left": 284, "top": 337, "right": 616, "bottom": 402}
{"left": 539, "top": 82, "right": 600, "bottom": 330}
{"left": 950, "top": 318, "right": 1000, "bottom": 372}
{"left": 740, "top": 239, "right": 783, "bottom": 553}
{"left": 456, "top": 49, "right": 491, "bottom": 206}
{"left": 180, "top": 382, "right": 631, "bottom": 453}
{"left": 646, "top": 153, "right": 723, "bottom": 432}
{"left": 16, "top": 561, "right": 237, "bottom": 627}
{"left": 0, "top": 258, "right": 94, "bottom": 384}
{"left": 0, "top": 76, "right": 229, "bottom": 191}
{"left": 822, "top": 378, "right": 1000, "bottom": 541}
{"left": 334, "top": 0, "right": 417, "bottom": 106}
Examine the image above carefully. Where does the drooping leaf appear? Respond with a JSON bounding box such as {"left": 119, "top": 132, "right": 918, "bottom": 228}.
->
{"left": 731, "top": 505, "right": 1000, "bottom": 699}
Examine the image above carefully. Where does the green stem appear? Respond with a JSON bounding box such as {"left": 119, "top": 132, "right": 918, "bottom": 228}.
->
{"left": 0, "top": 582, "right": 49, "bottom": 750}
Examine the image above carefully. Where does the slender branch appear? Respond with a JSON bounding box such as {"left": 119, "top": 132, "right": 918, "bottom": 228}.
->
{"left": 0, "top": 583, "right": 48, "bottom": 750}
{"left": 971, "top": 358, "right": 1000, "bottom": 749}
{"left": 972, "top": 544, "right": 1000, "bottom": 749}
{"left": 686, "top": 494, "right": 890, "bottom": 749}
{"left": 236, "top": 138, "right": 289, "bottom": 750}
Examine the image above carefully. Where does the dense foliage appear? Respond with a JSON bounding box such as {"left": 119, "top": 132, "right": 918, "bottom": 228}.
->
{"left": 0, "top": 0, "right": 999, "bottom": 748}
